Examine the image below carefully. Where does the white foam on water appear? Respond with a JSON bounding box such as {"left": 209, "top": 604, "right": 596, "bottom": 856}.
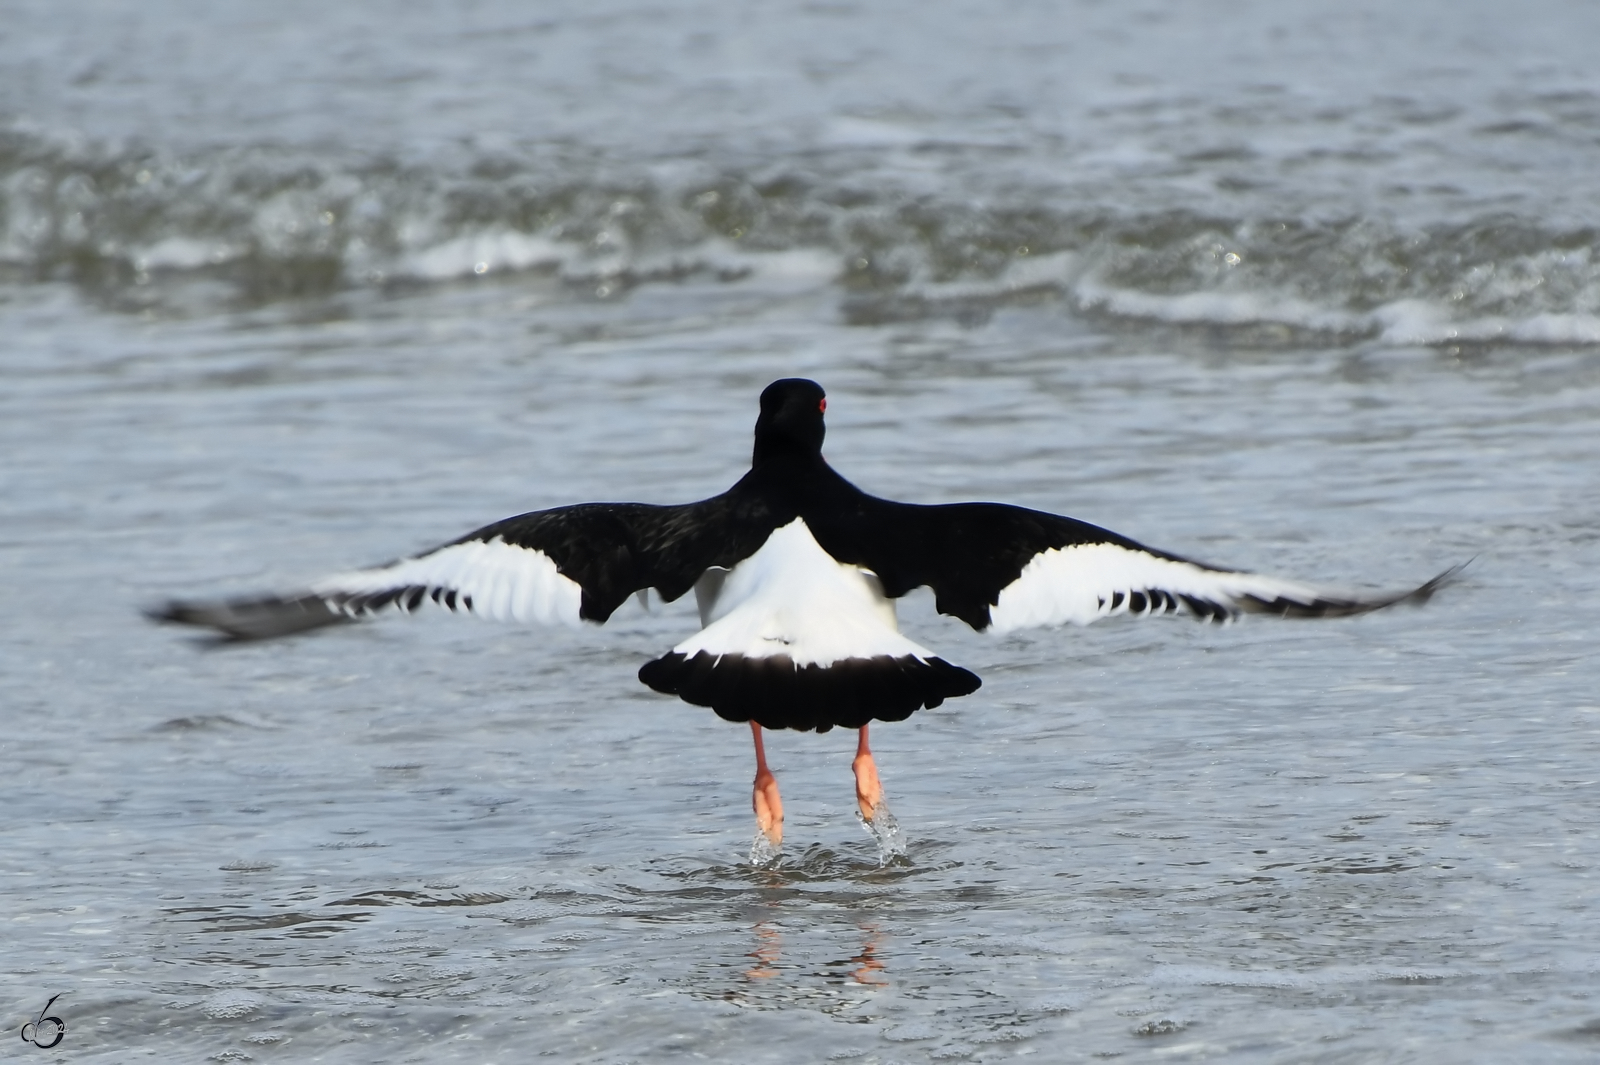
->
{"left": 733, "top": 246, "right": 840, "bottom": 287}
{"left": 1074, "top": 278, "right": 1367, "bottom": 335}
{"left": 1370, "top": 299, "right": 1458, "bottom": 345}
{"left": 134, "top": 236, "right": 236, "bottom": 271}
{"left": 396, "top": 229, "right": 841, "bottom": 294}
{"left": 1060, "top": 282, "right": 1600, "bottom": 348}
{"left": 1509, "top": 313, "right": 1600, "bottom": 344}
{"left": 901, "top": 251, "right": 1081, "bottom": 303}
{"left": 199, "top": 989, "right": 267, "bottom": 1020}
{"left": 398, "top": 230, "right": 570, "bottom": 281}
{"left": 1375, "top": 299, "right": 1600, "bottom": 346}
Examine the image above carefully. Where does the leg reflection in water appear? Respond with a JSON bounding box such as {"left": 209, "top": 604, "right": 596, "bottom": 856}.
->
{"left": 745, "top": 919, "right": 781, "bottom": 980}
{"left": 726, "top": 919, "right": 893, "bottom": 1007}
{"left": 740, "top": 921, "right": 892, "bottom": 986}
{"left": 850, "top": 924, "right": 888, "bottom": 987}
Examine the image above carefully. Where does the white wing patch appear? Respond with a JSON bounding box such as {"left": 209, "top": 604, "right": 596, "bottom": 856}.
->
{"left": 674, "top": 519, "right": 936, "bottom": 666}
{"left": 988, "top": 542, "right": 1332, "bottom": 633}
{"left": 310, "top": 536, "right": 584, "bottom": 627}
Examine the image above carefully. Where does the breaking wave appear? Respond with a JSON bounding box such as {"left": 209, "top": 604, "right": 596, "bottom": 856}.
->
{"left": 5, "top": 125, "right": 1599, "bottom": 347}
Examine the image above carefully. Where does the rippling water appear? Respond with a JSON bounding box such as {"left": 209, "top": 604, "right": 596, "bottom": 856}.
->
{"left": 5, "top": 2, "right": 1600, "bottom": 1062}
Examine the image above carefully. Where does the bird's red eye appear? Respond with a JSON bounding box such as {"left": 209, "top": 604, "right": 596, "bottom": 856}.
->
{"left": 819, "top": 398, "right": 827, "bottom": 413}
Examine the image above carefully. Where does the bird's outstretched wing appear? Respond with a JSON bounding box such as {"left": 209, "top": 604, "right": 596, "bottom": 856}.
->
{"left": 816, "top": 498, "right": 1462, "bottom": 632}
{"left": 151, "top": 497, "right": 781, "bottom": 642}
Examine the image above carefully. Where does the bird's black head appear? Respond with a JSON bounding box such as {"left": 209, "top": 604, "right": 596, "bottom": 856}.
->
{"left": 753, "top": 378, "right": 827, "bottom": 465}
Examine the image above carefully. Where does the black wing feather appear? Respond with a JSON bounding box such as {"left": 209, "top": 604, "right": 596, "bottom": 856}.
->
{"left": 465, "top": 496, "right": 780, "bottom": 622}
{"left": 151, "top": 493, "right": 785, "bottom": 641}
{"left": 806, "top": 491, "right": 1459, "bottom": 631}
{"left": 808, "top": 496, "right": 1191, "bottom": 629}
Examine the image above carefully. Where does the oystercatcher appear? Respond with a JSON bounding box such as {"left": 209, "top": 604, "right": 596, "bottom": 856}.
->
{"left": 152, "top": 378, "right": 1458, "bottom": 858}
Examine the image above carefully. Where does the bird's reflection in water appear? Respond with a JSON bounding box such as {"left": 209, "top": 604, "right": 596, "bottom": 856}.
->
{"left": 703, "top": 856, "right": 911, "bottom": 1010}
{"left": 847, "top": 924, "right": 888, "bottom": 987}
{"left": 745, "top": 920, "right": 781, "bottom": 980}
{"left": 739, "top": 918, "right": 890, "bottom": 990}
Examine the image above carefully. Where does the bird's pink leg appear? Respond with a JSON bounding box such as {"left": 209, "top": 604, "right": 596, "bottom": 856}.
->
{"left": 751, "top": 722, "right": 784, "bottom": 848}
{"left": 853, "top": 723, "right": 885, "bottom": 822}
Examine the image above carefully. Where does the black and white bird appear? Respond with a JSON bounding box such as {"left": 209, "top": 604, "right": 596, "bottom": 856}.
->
{"left": 153, "top": 378, "right": 1458, "bottom": 856}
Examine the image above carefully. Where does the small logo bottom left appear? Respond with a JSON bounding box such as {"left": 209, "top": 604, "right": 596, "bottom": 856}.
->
{"left": 21, "top": 994, "right": 66, "bottom": 1049}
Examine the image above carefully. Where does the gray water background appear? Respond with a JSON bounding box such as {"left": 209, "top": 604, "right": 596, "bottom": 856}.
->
{"left": 3, "top": 1, "right": 1600, "bottom": 1061}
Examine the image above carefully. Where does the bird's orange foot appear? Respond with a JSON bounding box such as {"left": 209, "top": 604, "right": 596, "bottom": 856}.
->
{"left": 753, "top": 766, "right": 784, "bottom": 856}
{"left": 852, "top": 750, "right": 884, "bottom": 822}
{"left": 852, "top": 746, "right": 904, "bottom": 862}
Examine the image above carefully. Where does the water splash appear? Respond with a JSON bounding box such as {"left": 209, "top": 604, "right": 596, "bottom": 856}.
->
{"left": 748, "top": 832, "right": 782, "bottom": 869}
{"left": 859, "top": 800, "right": 906, "bottom": 865}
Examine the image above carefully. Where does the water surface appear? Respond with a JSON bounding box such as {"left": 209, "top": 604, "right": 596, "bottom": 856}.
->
{"left": 4, "top": 2, "right": 1600, "bottom": 1061}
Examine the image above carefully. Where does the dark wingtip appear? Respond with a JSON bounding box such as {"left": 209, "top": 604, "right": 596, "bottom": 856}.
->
{"left": 1242, "top": 558, "right": 1471, "bottom": 619}
{"left": 145, "top": 594, "right": 352, "bottom": 642}
{"left": 145, "top": 599, "right": 210, "bottom": 626}
{"left": 1406, "top": 558, "right": 1472, "bottom": 605}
